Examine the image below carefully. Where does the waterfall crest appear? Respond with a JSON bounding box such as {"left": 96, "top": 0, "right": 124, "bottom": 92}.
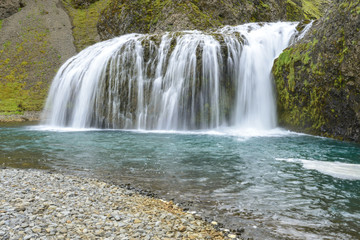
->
{"left": 42, "top": 22, "right": 297, "bottom": 130}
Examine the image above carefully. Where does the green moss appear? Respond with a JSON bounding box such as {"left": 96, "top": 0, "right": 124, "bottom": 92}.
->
{"left": 0, "top": 12, "right": 58, "bottom": 114}
{"left": 340, "top": 2, "right": 350, "bottom": 9}
{"left": 175, "top": 1, "right": 222, "bottom": 30}
{"left": 301, "top": 0, "right": 325, "bottom": 19}
{"left": 274, "top": 48, "right": 291, "bottom": 72}
{"left": 303, "top": 52, "right": 311, "bottom": 64}
{"left": 286, "top": 0, "right": 326, "bottom": 20}
{"left": 0, "top": 20, "right": 3, "bottom": 30}
{"left": 334, "top": 74, "right": 344, "bottom": 88}
{"left": 286, "top": 0, "right": 304, "bottom": 21}
{"left": 260, "top": 1, "right": 270, "bottom": 9}
{"left": 338, "top": 46, "right": 348, "bottom": 63}
{"left": 273, "top": 39, "right": 328, "bottom": 134}
{"left": 288, "top": 66, "right": 296, "bottom": 92}
{"left": 273, "top": 0, "right": 360, "bottom": 142}
{"left": 62, "top": 0, "right": 110, "bottom": 51}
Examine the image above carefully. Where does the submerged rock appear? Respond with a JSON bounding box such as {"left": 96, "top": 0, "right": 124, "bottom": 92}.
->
{"left": 273, "top": 0, "right": 360, "bottom": 142}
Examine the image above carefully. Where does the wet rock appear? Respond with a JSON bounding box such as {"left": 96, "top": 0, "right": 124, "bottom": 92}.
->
{"left": 273, "top": 0, "right": 360, "bottom": 142}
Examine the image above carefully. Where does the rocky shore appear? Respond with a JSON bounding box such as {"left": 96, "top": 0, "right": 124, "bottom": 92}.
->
{"left": 0, "top": 111, "right": 41, "bottom": 122}
{"left": 0, "top": 168, "right": 236, "bottom": 240}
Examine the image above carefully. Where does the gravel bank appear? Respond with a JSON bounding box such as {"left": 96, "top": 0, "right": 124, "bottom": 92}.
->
{"left": 0, "top": 168, "right": 234, "bottom": 239}
{"left": 0, "top": 111, "right": 41, "bottom": 122}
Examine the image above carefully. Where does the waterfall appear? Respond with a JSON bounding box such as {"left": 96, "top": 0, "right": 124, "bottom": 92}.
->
{"left": 42, "top": 22, "right": 298, "bottom": 130}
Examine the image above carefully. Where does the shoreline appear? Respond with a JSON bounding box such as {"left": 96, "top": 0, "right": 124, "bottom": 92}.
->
{"left": 0, "top": 168, "right": 238, "bottom": 239}
{"left": 0, "top": 111, "right": 41, "bottom": 123}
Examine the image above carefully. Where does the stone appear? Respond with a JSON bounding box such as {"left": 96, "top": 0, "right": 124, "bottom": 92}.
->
{"left": 133, "top": 219, "right": 141, "bottom": 224}
{"left": 178, "top": 226, "right": 186, "bottom": 232}
{"left": 32, "top": 226, "right": 42, "bottom": 233}
{"left": 95, "top": 229, "right": 104, "bottom": 236}
{"left": 0, "top": 168, "right": 226, "bottom": 240}
{"left": 23, "top": 235, "right": 33, "bottom": 240}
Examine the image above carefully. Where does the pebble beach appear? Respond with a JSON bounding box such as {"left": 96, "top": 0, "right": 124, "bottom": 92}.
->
{"left": 0, "top": 168, "right": 236, "bottom": 240}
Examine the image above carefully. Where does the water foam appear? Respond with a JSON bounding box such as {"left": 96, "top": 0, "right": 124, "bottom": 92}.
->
{"left": 276, "top": 158, "right": 360, "bottom": 180}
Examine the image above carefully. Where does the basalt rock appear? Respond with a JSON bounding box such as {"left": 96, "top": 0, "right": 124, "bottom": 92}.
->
{"left": 273, "top": 0, "right": 360, "bottom": 142}
{"left": 0, "top": 0, "right": 25, "bottom": 19}
{"left": 69, "top": 0, "right": 99, "bottom": 9}
{"left": 97, "top": 0, "right": 330, "bottom": 40}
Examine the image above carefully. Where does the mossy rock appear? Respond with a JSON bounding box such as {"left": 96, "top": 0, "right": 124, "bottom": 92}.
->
{"left": 62, "top": 0, "right": 109, "bottom": 51}
{"left": 273, "top": 0, "right": 360, "bottom": 142}
{"left": 70, "top": 0, "right": 99, "bottom": 9}
{"left": 97, "top": 0, "right": 329, "bottom": 40}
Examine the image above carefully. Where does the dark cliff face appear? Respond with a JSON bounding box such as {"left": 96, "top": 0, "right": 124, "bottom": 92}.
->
{"left": 0, "top": 0, "right": 25, "bottom": 19}
{"left": 69, "top": 0, "right": 99, "bottom": 9}
{"left": 97, "top": 0, "right": 328, "bottom": 40}
{"left": 273, "top": 0, "right": 360, "bottom": 142}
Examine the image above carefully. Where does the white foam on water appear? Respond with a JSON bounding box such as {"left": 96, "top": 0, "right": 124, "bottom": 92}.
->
{"left": 29, "top": 124, "right": 305, "bottom": 141}
{"left": 117, "top": 126, "right": 298, "bottom": 138}
{"left": 276, "top": 158, "right": 360, "bottom": 180}
{"left": 29, "top": 125, "right": 99, "bottom": 132}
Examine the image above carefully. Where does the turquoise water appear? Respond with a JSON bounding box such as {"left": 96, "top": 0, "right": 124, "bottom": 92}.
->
{"left": 1, "top": 124, "right": 360, "bottom": 239}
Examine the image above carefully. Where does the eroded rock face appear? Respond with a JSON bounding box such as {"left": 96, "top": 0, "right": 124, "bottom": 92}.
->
{"left": 273, "top": 0, "right": 360, "bottom": 142}
{"left": 0, "top": 0, "right": 25, "bottom": 19}
{"left": 97, "top": 0, "right": 329, "bottom": 40}
{"left": 70, "top": 0, "right": 99, "bottom": 9}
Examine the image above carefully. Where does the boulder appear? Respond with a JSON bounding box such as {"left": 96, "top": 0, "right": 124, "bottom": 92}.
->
{"left": 273, "top": 0, "right": 360, "bottom": 142}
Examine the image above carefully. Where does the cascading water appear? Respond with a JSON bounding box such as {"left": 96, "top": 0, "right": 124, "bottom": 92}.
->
{"left": 42, "top": 22, "right": 298, "bottom": 130}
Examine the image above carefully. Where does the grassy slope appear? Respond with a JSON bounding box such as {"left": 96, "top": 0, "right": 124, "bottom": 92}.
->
{"left": 0, "top": 10, "right": 59, "bottom": 115}
{"left": 61, "top": 0, "right": 110, "bottom": 51}
{"left": 0, "top": 0, "right": 108, "bottom": 116}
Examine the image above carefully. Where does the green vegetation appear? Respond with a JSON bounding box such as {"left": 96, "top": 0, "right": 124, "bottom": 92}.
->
{"left": 62, "top": 0, "right": 110, "bottom": 51}
{"left": 286, "top": 0, "right": 327, "bottom": 20}
{"left": 273, "top": 0, "right": 360, "bottom": 141}
{"left": 98, "top": 0, "right": 330, "bottom": 40}
{"left": 125, "top": 0, "right": 173, "bottom": 32}
{"left": 0, "top": 20, "right": 3, "bottom": 30}
{"left": 0, "top": 12, "right": 59, "bottom": 115}
{"left": 286, "top": 0, "right": 303, "bottom": 21}
{"left": 177, "top": 1, "right": 222, "bottom": 30}
{"left": 273, "top": 36, "right": 329, "bottom": 134}
{"left": 301, "top": 0, "right": 325, "bottom": 19}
